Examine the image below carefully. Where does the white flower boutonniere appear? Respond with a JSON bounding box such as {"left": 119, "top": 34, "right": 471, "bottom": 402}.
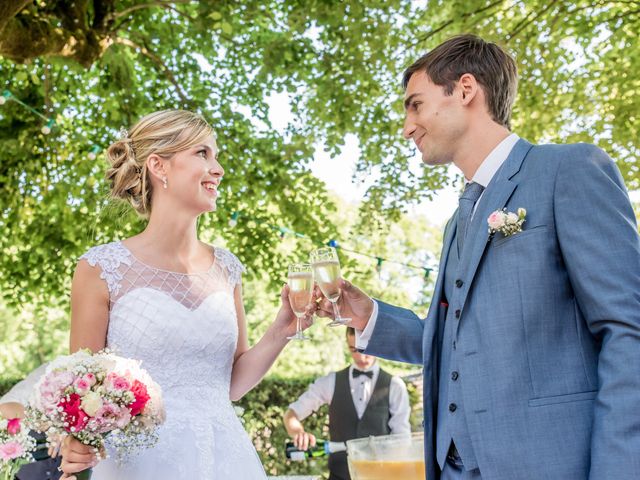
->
{"left": 487, "top": 208, "right": 527, "bottom": 237}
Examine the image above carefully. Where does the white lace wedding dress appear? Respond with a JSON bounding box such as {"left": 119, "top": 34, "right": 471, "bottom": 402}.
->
{"left": 79, "top": 241, "right": 267, "bottom": 479}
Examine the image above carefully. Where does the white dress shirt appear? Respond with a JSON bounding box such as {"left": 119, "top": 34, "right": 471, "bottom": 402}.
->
{"left": 0, "top": 363, "right": 48, "bottom": 404}
{"left": 356, "top": 133, "right": 520, "bottom": 350}
{"left": 288, "top": 362, "right": 411, "bottom": 434}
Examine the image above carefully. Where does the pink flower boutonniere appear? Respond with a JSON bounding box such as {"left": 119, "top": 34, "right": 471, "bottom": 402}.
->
{"left": 487, "top": 208, "right": 527, "bottom": 237}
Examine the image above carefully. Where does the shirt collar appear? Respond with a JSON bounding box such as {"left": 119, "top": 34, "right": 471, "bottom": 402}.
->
{"left": 471, "top": 133, "right": 520, "bottom": 188}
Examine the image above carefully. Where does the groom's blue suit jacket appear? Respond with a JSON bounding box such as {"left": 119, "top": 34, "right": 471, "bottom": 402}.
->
{"left": 366, "top": 139, "right": 640, "bottom": 479}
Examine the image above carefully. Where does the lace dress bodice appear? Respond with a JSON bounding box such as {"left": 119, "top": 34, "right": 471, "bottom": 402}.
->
{"left": 79, "top": 241, "right": 265, "bottom": 479}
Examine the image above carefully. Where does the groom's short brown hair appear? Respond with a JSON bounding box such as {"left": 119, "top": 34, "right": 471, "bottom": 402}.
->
{"left": 403, "top": 34, "right": 518, "bottom": 129}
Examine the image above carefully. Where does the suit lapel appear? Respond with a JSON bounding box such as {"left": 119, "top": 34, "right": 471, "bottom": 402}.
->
{"left": 458, "top": 139, "right": 534, "bottom": 308}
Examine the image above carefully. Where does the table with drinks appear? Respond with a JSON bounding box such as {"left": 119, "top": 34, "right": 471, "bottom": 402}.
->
{"left": 286, "top": 432, "right": 426, "bottom": 480}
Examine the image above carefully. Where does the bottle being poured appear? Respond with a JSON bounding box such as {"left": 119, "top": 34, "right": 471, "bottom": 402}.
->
{"left": 285, "top": 439, "right": 347, "bottom": 461}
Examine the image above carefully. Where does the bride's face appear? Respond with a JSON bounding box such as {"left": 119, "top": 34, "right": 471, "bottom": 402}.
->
{"left": 164, "top": 136, "right": 224, "bottom": 215}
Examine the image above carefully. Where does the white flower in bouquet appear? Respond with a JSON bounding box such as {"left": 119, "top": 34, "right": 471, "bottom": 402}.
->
{"left": 80, "top": 392, "right": 104, "bottom": 417}
{"left": 26, "top": 348, "right": 165, "bottom": 468}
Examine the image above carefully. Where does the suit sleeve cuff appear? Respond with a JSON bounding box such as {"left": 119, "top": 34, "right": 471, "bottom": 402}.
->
{"left": 355, "top": 299, "right": 378, "bottom": 351}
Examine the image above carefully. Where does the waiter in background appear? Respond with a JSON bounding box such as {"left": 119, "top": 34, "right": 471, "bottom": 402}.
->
{"left": 283, "top": 327, "right": 411, "bottom": 480}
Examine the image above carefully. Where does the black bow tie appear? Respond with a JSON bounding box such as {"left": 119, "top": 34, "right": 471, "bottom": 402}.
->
{"left": 352, "top": 369, "right": 373, "bottom": 379}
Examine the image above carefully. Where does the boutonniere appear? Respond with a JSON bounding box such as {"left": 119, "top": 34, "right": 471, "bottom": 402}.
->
{"left": 487, "top": 208, "right": 527, "bottom": 237}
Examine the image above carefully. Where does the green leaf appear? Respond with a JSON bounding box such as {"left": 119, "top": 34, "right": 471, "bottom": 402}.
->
{"left": 220, "top": 22, "right": 233, "bottom": 35}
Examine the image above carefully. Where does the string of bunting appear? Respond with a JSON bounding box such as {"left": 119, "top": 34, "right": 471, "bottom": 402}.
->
{"left": 229, "top": 212, "right": 435, "bottom": 280}
{"left": 1, "top": 90, "right": 55, "bottom": 134}
{"left": 1, "top": 90, "right": 436, "bottom": 281}
{"left": 1, "top": 89, "right": 114, "bottom": 158}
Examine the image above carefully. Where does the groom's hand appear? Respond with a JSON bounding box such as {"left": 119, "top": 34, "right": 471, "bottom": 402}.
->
{"left": 315, "top": 279, "right": 374, "bottom": 331}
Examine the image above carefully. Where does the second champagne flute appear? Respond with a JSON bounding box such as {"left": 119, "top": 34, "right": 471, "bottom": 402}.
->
{"left": 287, "top": 263, "right": 314, "bottom": 341}
{"left": 309, "top": 247, "right": 351, "bottom": 326}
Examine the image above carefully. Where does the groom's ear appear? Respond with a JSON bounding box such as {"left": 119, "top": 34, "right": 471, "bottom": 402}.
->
{"left": 458, "top": 73, "right": 479, "bottom": 106}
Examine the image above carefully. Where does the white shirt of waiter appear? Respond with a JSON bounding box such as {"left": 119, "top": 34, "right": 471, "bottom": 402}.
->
{"left": 288, "top": 363, "right": 411, "bottom": 433}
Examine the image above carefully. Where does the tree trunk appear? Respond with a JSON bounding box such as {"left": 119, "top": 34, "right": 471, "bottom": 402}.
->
{"left": 0, "top": 0, "right": 115, "bottom": 67}
{"left": 0, "top": 0, "right": 32, "bottom": 35}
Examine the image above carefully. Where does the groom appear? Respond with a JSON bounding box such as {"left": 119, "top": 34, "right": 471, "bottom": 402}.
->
{"left": 317, "top": 35, "right": 640, "bottom": 479}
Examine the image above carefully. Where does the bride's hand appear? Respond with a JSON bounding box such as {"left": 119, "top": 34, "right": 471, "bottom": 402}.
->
{"left": 273, "top": 284, "right": 317, "bottom": 339}
{"left": 60, "top": 436, "right": 100, "bottom": 475}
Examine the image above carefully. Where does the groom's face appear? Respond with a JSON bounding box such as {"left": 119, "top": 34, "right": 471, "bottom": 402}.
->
{"left": 403, "top": 71, "right": 465, "bottom": 166}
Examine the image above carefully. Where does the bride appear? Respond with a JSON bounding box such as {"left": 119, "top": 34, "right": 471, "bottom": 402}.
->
{"left": 60, "top": 110, "right": 314, "bottom": 479}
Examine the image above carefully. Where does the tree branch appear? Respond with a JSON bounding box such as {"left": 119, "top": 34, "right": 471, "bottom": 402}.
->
{"left": 109, "top": 1, "right": 196, "bottom": 35}
{"left": 110, "top": 0, "right": 195, "bottom": 20}
{"left": 603, "top": 7, "right": 640, "bottom": 24}
{"left": 505, "top": 0, "right": 639, "bottom": 42}
{"left": 506, "top": 0, "right": 559, "bottom": 41}
{"left": 113, "top": 36, "right": 191, "bottom": 105}
{"left": 43, "top": 62, "right": 52, "bottom": 113}
{"left": 410, "top": 0, "right": 506, "bottom": 48}
{"left": 93, "top": 0, "right": 118, "bottom": 33}
{"left": 0, "top": 0, "right": 31, "bottom": 36}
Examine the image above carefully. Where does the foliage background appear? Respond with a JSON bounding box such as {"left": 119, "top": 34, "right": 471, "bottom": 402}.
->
{"left": 0, "top": 0, "right": 638, "bottom": 310}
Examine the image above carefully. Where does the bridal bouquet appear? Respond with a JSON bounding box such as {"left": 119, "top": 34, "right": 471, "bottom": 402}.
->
{"left": 25, "top": 349, "right": 165, "bottom": 479}
{"left": 0, "top": 416, "right": 36, "bottom": 480}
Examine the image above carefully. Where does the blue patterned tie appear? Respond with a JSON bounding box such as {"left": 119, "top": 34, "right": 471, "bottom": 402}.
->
{"left": 457, "top": 182, "right": 485, "bottom": 255}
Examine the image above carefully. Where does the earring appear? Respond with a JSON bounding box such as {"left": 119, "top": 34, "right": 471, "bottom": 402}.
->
{"left": 162, "top": 176, "right": 168, "bottom": 189}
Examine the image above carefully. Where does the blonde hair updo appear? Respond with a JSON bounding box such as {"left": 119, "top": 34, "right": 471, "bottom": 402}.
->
{"left": 104, "top": 110, "right": 215, "bottom": 217}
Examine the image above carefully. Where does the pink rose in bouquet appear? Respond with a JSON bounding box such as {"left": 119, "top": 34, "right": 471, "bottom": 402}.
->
{"left": 59, "top": 393, "right": 90, "bottom": 433}
{"left": 6, "top": 419, "right": 20, "bottom": 436}
{"left": 26, "top": 349, "right": 165, "bottom": 479}
{"left": 105, "top": 372, "right": 131, "bottom": 391}
{"left": 0, "top": 416, "right": 36, "bottom": 479}
{"left": 128, "top": 380, "right": 150, "bottom": 417}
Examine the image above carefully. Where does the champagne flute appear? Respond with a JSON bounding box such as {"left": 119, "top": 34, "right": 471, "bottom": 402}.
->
{"left": 287, "top": 263, "right": 314, "bottom": 341}
{"left": 309, "top": 247, "right": 351, "bottom": 327}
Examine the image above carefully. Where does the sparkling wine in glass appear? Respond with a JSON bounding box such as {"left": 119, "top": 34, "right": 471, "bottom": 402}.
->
{"left": 309, "top": 247, "right": 351, "bottom": 327}
{"left": 287, "top": 263, "right": 313, "bottom": 341}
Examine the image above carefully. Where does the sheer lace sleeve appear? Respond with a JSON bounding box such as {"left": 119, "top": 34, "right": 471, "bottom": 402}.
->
{"left": 214, "top": 248, "right": 246, "bottom": 286}
{"left": 79, "top": 242, "right": 133, "bottom": 297}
